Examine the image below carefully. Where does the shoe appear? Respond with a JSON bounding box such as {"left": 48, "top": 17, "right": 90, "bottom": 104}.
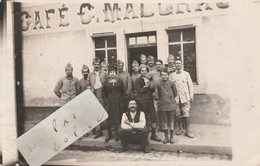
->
{"left": 93, "top": 131, "right": 103, "bottom": 139}
{"left": 185, "top": 131, "right": 194, "bottom": 138}
{"left": 105, "top": 134, "right": 112, "bottom": 142}
{"left": 163, "top": 130, "right": 169, "bottom": 144}
{"left": 119, "top": 147, "right": 129, "bottom": 153}
{"left": 142, "top": 147, "right": 149, "bottom": 153}
{"left": 114, "top": 135, "right": 119, "bottom": 142}
{"left": 175, "top": 129, "right": 184, "bottom": 135}
{"left": 169, "top": 130, "right": 174, "bottom": 144}
{"left": 150, "top": 134, "right": 161, "bottom": 142}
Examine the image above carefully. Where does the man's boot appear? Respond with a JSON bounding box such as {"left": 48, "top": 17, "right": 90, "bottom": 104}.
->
{"left": 93, "top": 130, "right": 103, "bottom": 139}
{"left": 150, "top": 128, "right": 161, "bottom": 142}
{"left": 141, "top": 142, "right": 149, "bottom": 153}
{"left": 119, "top": 141, "right": 129, "bottom": 153}
{"left": 105, "top": 127, "right": 112, "bottom": 142}
{"left": 163, "top": 130, "right": 169, "bottom": 144}
{"left": 176, "top": 118, "right": 184, "bottom": 135}
{"left": 169, "top": 130, "right": 174, "bottom": 144}
{"left": 184, "top": 117, "right": 194, "bottom": 138}
{"left": 114, "top": 128, "right": 119, "bottom": 142}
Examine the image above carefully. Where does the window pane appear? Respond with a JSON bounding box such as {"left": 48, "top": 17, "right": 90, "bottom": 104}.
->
{"left": 183, "top": 43, "right": 197, "bottom": 82}
{"left": 107, "top": 36, "right": 116, "bottom": 48}
{"left": 168, "top": 30, "right": 181, "bottom": 43}
{"left": 169, "top": 44, "right": 181, "bottom": 57}
{"left": 95, "top": 38, "right": 105, "bottom": 48}
{"left": 148, "top": 35, "right": 156, "bottom": 43}
{"left": 95, "top": 50, "right": 106, "bottom": 63}
{"left": 108, "top": 49, "right": 117, "bottom": 67}
{"left": 137, "top": 36, "right": 148, "bottom": 44}
{"left": 183, "top": 28, "right": 195, "bottom": 42}
{"left": 129, "top": 37, "right": 136, "bottom": 45}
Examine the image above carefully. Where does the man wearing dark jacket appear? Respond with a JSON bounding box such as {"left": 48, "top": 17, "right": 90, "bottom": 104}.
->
{"left": 133, "top": 64, "right": 161, "bottom": 142}
{"left": 118, "top": 100, "right": 149, "bottom": 153}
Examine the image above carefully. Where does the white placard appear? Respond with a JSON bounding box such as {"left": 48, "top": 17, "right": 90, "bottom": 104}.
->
{"left": 17, "top": 89, "right": 108, "bottom": 166}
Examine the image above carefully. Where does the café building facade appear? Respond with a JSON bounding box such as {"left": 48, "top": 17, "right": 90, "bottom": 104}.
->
{"left": 19, "top": 2, "right": 230, "bottom": 125}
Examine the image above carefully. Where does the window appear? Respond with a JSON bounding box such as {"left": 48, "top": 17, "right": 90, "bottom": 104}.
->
{"left": 93, "top": 36, "right": 117, "bottom": 67}
{"left": 168, "top": 28, "right": 197, "bottom": 83}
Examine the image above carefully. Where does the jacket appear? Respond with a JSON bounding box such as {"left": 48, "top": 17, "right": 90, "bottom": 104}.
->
{"left": 157, "top": 80, "right": 178, "bottom": 111}
{"left": 169, "top": 70, "right": 194, "bottom": 104}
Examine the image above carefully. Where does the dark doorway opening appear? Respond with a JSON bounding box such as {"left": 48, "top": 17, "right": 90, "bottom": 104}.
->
{"left": 125, "top": 31, "right": 157, "bottom": 73}
{"left": 128, "top": 46, "right": 157, "bottom": 73}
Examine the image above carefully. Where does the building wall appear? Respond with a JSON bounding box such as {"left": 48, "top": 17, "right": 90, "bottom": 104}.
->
{"left": 20, "top": 2, "right": 230, "bottom": 106}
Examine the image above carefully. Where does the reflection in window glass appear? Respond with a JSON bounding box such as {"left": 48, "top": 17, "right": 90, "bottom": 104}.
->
{"left": 183, "top": 28, "right": 195, "bottom": 42}
{"left": 108, "top": 49, "right": 117, "bottom": 67}
{"left": 168, "top": 30, "right": 181, "bottom": 43}
{"left": 95, "top": 50, "right": 106, "bottom": 63}
{"left": 183, "top": 43, "right": 197, "bottom": 82}
{"left": 107, "top": 36, "right": 116, "bottom": 48}
{"left": 95, "top": 38, "right": 105, "bottom": 48}
{"left": 169, "top": 44, "right": 181, "bottom": 57}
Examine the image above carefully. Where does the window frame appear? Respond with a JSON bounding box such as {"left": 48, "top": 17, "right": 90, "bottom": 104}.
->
{"left": 92, "top": 35, "right": 117, "bottom": 64}
{"left": 166, "top": 26, "right": 198, "bottom": 84}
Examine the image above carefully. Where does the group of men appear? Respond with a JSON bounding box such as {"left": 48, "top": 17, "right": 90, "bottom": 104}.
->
{"left": 54, "top": 54, "right": 194, "bottom": 153}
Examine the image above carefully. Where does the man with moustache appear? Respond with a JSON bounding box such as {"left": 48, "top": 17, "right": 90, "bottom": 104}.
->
{"left": 79, "top": 64, "right": 90, "bottom": 93}
{"left": 131, "top": 60, "right": 140, "bottom": 98}
{"left": 54, "top": 63, "right": 80, "bottom": 106}
{"left": 153, "top": 60, "right": 164, "bottom": 131}
{"left": 87, "top": 57, "right": 107, "bottom": 139}
{"left": 116, "top": 60, "right": 132, "bottom": 116}
{"left": 101, "top": 61, "right": 109, "bottom": 74}
{"left": 118, "top": 100, "right": 149, "bottom": 153}
{"left": 147, "top": 55, "right": 156, "bottom": 72}
{"left": 166, "top": 54, "right": 176, "bottom": 74}
{"left": 170, "top": 56, "right": 194, "bottom": 138}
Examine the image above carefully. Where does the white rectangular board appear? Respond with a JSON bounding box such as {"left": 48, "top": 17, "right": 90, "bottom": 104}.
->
{"left": 17, "top": 89, "right": 108, "bottom": 166}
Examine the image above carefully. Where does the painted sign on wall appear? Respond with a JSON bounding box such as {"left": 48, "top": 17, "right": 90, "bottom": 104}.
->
{"left": 20, "top": 2, "right": 229, "bottom": 33}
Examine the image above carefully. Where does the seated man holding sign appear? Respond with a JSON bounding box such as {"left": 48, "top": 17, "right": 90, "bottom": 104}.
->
{"left": 118, "top": 100, "right": 149, "bottom": 153}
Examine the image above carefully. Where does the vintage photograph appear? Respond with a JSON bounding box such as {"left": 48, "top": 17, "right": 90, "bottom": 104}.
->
{"left": 0, "top": 0, "right": 259, "bottom": 165}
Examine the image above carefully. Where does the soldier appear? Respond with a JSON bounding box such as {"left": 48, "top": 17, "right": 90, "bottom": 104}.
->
{"left": 116, "top": 60, "right": 132, "bottom": 116}
{"left": 140, "top": 54, "right": 147, "bottom": 65}
{"left": 87, "top": 57, "right": 107, "bottom": 139}
{"left": 153, "top": 60, "right": 164, "bottom": 131}
{"left": 101, "top": 61, "right": 109, "bottom": 74}
{"left": 170, "top": 56, "right": 194, "bottom": 138}
{"left": 131, "top": 60, "right": 141, "bottom": 98}
{"left": 166, "top": 54, "right": 176, "bottom": 74}
{"left": 147, "top": 55, "right": 156, "bottom": 72}
{"left": 79, "top": 64, "right": 90, "bottom": 93}
{"left": 54, "top": 63, "right": 80, "bottom": 106}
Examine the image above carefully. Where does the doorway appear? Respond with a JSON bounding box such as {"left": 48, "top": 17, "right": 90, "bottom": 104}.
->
{"left": 126, "top": 31, "right": 157, "bottom": 73}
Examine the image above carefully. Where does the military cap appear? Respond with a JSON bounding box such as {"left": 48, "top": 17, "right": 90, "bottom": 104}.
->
{"left": 116, "top": 60, "right": 124, "bottom": 66}
{"left": 132, "top": 60, "right": 139, "bottom": 67}
{"left": 175, "top": 56, "right": 182, "bottom": 62}
{"left": 82, "top": 64, "right": 89, "bottom": 71}
{"left": 140, "top": 54, "right": 147, "bottom": 60}
{"left": 101, "top": 61, "right": 108, "bottom": 67}
{"left": 147, "top": 55, "right": 155, "bottom": 61}
{"left": 65, "top": 63, "right": 73, "bottom": 69}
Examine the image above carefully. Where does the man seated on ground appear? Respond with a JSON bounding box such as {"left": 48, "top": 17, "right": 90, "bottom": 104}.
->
{"left": 118, "top": 100, "right": 149, "bottom": 153}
